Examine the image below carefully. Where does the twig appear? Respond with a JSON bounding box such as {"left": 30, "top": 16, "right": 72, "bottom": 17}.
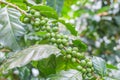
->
{"left": 0, "top": 0, "right": 28, "bottom": 15}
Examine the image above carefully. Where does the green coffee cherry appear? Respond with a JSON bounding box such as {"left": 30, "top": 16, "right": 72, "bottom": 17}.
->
{"left": 76, "top": 52, "right": 81, "bottom": 57}
{"left": 30, "top": 20, "right": 34, "bottom": 25}
{"left": 35, "top": 18, "right": 40, "bottom": 21}
{"left": 73, "top": 47, "right": 79, "bottom": 51}
{"left": 23, "top": 17, "right": 30, "bottom": 23}
{"left": 34, "top": 21, "right": 40, "bottom": 26}
{"left": 61, "top": 50, "right": 66, "bottom": 55}
{"left": 41, "top": 26, "right": 46, "bottom": 31}
{"left": 60, "top": 34, "right": 64, "bottom": 39}
{"left": 40, "top": 20, "right": 46, "bottom": 26}
{"left": 50, "top": 38, "right": 56, "bottom": 42}
{"left": 81, "top": 68, "right": 86, "bottom": 73}
{"left": 87, "top": 73, "right": 92, "bottom": 77}
{"left": 71, "top": 58, "right": 76, "bottom": 62}
{"left": 85, "top": 57, "right": 90, "bottom": 62}
{"left": 57, "top": 39, "right": 62, "bottom": 43}
{"left": 62, "top": 39, "right": 68, "bottom": 44}
{"left": 87, "top": 62, "right": 92, "bottom": 67}
{"left": 53, "top": 43, "right": 57, "bottom": 47}
{"left": 80, "top": 60, "right": 86, "bottom": 66}
{"left": 72, "top": 51, "right": 77, "bottom": 56}
{"left": 66, "top": 54, "right": 72, "bottom": 59}
{"left": 52, "top": 27, "right": 58, "bottom": 32}
{"left": 82, "top": 74, "right": 86, "bottom": 79}
{"left": 64, "top": 35, "right": 68, "bottom": 39}
{"left": 56, "top": 34, "right": 61, "bottom": 39}
{"left": 66, "top": 47, "right": 72, "bottom": 54}
{"left": 77, "top": 66, "right": 82, "bottom": 70}
{"left": 50, "top": 33, "right": 56, "bottom": 37}
{"left": 86, "top": 68, "right": 92, "bottom": 72}
{"left": 78, "top": 53, "right": 85, "bottom": 59}
{"left": 46, "top": 26, "right": 51, "bottom": 32}
{"left": 58, "top": 44, "right": 64, "bottom": 49}
{"left": 27, "top": 14, "right": 32, "bottom": 18}
{"left": 34, "top": 11, "right": 41, "bottom": 17}
{"left": 30, "top": 9, "right": 36, "bottom": 14}
{"left": 46, "top": 33, "right": 51, "bottom": 38}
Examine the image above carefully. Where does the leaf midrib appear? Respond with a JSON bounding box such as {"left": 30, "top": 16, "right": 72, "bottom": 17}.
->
{"left": 5, "top": 7, "right": 20, "bottom": 49}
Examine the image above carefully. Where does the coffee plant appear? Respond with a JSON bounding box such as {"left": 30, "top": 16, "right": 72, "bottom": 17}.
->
{"left": 0, "top": 0, "right": 118, "bottom": 80}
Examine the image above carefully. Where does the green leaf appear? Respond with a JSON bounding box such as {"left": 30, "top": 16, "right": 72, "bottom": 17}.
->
{"left": 61, "top": 0, "right": 77, "bottom": 18}
{"left": 97, "top": 6, "right": 110, "bottom": 14}
{"left": 103, "top": 77, "right": 116, "bottom": 80}
{"left": 47, "top": 69, "right": 82, "bottom": 80}
{"left": 18, "top": 67, "right": 31, "bottom": 80}
{"left": 26, "top": 0, "right": 36, "bottom": 5}
{"left": 92, "top": 57, "right": 107, "bottom": 77}
{"left": 0, "top": 45, "right": 60, "bottom": 71}
{"left": 37, "top": 55, "right": 56, "bottom": 77}
{"left": 35, "top": 31, "right": 47, "bottom": 36}
{"left": 72, "top": 39, "right": 87, "bottom": 52}
{"left": 56, "top": 55, "right": 79, "bottom": 72}
{"left": 58, "top": 20, "right": 77, "bottom": 36}
{"left": 0, "top": 7, "right": 25, "bottom": 50}
{"left": 46, "top": 0, "right": 64, "bottom": 14}
{"left": 106, "top": 63, "right": 118, "bottom": 70}
{"left": 7, "top": 0, "right": 27, "bottom": 10}
{"left": 31, "top": 5, "right": 58, "bottom": 19}
{"left": 114, "top": 16, "right": 120, "bottom": 26}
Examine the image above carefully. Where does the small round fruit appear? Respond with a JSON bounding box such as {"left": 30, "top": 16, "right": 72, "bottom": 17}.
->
{"left": 40, "top": 20, "right": 46, "bottom": 26}
{"left": 59, "top": 44, "right": 64, "bottom": 49}
{"left": 71, "top": 58, "right": 76, "bottom": 62}
{"left": 57, "top": 39, "right": 62, "bottom": 43}
{"left": 64, "top": 42, "right": 69, "bottom": 46}
{"left": 52, "top": 27, "right": 58, "bottom": 32}
{"left": 23, "top": 17, "right": 30, "bottom": 23}
{"left": 46, "top": 33, "right": 51, "bottom": 38}
{"left": 41, "top": 26, "right": 46, "bottom": 31}
{"left": 35, "top": 18, "right": 40, "bottom": 21}
{"left": 34, "top": 21, "right": 40, "bottom": 26}
{"left": 53, "top": 43, "right": 57, "bottom": 47}
{"left": 78, "top": 53, "right": 85, "bottom": 59}
{"left": 27, "top": 14, "right": 32, "bottom": 18}
{"left": 66, "top": 54, "right": 72, "bottom": 59}
{"left": 76, "top": 52, "right": 81, "bottom": 57}
{"left": 86, "top": 68, "right": 92, "bottom": 72}
{"left": 34, "top": 11, "right": 41, "bottom": 17}
{"left": 77, "top": 66, "right": 82, "bottom": 70}
{"left": 64, "top": 35, "right": 68, "bottom": 39}
{"left": 62, "top": 39, "right": 68, "bottom": 44}
{"left": 50, "top": 38, "right": 56, "bottom": 42}
{"left": 81, "top": 68, "right": 86, "bottom": 73}
{"left": 87, "top": 62, "right": 92, "bottom": 67}
{"left": 56, "top": 34, "right": 61, "bottom": 38}
{"left": 61, "top": 50, "right": 66, "bottom": 55}
{"left": 87, "top": 73, "right": 92, "bottom": 77}
{"left": 63, "top": 55, "right": 67, "bottom": 59}
{"left": 80, "top": 60, "right": 86, "bottom": 66}
{"left": 30, "top": 9, "right": 36, "bottom": 14}
{"left": 82, "top": 74, "right": 86, "bottom": 79}
{"left": 46, "top": 26, "right": 51, "bottom": 32}
{"left": 72, "top": 51, "right": 77, "bottom": 56}
{"left": 73, "top": 47, "right": 79, "bottom": 51}
{"left": 66, "top": 47, "right": 72, "bottom": 54}
{"left": 50, "top": 33, "right": 56, "bottom": 37}
{"left": 85, "top": 57, "right": 90, "bottom": 62}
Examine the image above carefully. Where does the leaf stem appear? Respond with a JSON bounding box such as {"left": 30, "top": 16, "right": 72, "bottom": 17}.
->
{"left": 0, "top": 0, "right": 28, "bottom": 15}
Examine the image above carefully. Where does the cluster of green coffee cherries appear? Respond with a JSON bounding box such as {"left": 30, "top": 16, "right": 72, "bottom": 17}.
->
{"left": 21, "top": 9, "right": 94, "bottom": 79}
{"left": 21, "top": 9, "right": 48, "bottom": 31}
